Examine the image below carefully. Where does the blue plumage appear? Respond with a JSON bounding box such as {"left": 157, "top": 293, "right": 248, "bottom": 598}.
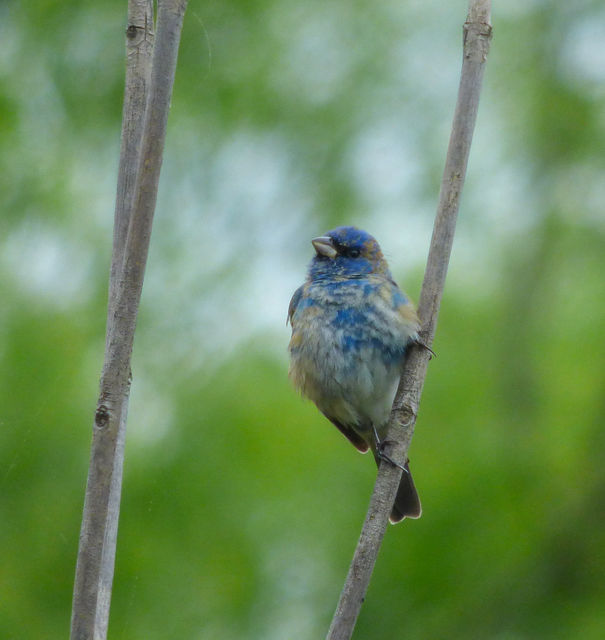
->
{"left": 288, "top": 226, "right": 422, "bottom": 522}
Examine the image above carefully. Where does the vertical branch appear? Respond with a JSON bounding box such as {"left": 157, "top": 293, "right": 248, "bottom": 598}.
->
{"left": 326, "top": 2, "right": 492, "bottom": 639}
{"left": 108, "top": 0, "right": 155, "bottom": 331}
{"left": 70, "top": 1, "right": 188, "bottom": 639}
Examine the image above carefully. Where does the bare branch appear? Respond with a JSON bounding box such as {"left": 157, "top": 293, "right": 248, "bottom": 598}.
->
{"left": 70, "top": 1, "right": 188, "bottom": 638}
{"left": 108, "top": 0, "right": 155, "bottom": 331}
{"left": 326, "top": 2, "right": 492, "bottom": 638}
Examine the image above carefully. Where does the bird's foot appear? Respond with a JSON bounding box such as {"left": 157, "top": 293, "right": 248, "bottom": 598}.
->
{"left": 372, "top": 425, "right": 409, "bottom": 474}
{"left": 415, "top": 339, "right": 436, "bottom": 359}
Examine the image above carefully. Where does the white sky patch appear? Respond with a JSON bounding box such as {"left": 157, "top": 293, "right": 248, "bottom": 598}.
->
{"left": 2, "top": 221, "right": 94, "bottom": 308}
{"left": 560, "top": 14, "right": 605, "bottom": 93}
{"left": 348, "top": 119, "right": 422, "bottom": 206}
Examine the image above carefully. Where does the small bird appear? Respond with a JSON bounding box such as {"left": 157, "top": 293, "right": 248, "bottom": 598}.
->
{"left": 288, "top": 226, "right": 421, "bottom": 523}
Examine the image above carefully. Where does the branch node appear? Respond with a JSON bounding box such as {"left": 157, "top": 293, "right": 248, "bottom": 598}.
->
{"left": 94, "top": 404, "right": 110, "bottom": 430}
{"left": 396, "top": 404, "right": 416, "bottom": 429}
{"left": 463, "top": 20, "right": 493, "bottom": 61}
{"left": 126, "top": 24, "right": 140, "bottom": 39}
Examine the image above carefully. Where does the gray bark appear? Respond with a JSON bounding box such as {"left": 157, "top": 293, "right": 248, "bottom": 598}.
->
{"left": 70, "top": 1, "right": 188, "bottom": 638}
{"left": 326, "top": 2, "right": 492, "bottom": 638}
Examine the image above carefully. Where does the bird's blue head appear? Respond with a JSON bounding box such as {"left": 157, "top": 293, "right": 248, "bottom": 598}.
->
{"left": 307, "top": 226, "right": 391, "bottom": 281}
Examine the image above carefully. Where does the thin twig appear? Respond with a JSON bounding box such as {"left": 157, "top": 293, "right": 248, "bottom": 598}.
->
{"left": 70, "top": 1, "right": 188, "bottom": 638}
{"left": 326, "top": 2, "right": 492, "bottom": 638}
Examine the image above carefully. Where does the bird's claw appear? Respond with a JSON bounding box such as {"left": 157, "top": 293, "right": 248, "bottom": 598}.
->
{"left": 415, "top": 339, "right": 436, "bottom": 359}
{"left": 372, "top": 426, "right": 409, "bottom": 474}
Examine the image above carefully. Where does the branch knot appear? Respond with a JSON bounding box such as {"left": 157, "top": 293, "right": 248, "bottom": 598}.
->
{"left": 94, "top": 404, "right": 110, "bottom": 430}
{"left": 126, "top": 24, "right": 139, "bottom": 39}
{"left": 463, "top": 20, "right": 493, "bottom": 61}
{"left": 396, "top": 403, "right": 417, "bottom": 429}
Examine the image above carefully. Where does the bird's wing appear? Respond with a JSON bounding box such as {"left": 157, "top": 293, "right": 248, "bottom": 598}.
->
{"left": 391, "top": 285, "right": 420, "bottom": 331}
{"left": 287, "top": 285, "right": 304, "bottom": 326}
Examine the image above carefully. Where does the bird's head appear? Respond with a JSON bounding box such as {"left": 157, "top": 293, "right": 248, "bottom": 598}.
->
{"left": 308, "top": 226, "right": 391, "bottom": 281}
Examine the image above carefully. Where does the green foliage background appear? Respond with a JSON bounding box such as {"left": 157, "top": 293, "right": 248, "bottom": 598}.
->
{"left": 2, "top": 0, "right": 605, "bottom": 638}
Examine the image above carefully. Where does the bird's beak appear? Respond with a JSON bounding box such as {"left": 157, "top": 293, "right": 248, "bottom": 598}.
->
{"left": 312, "top": 236, "right": 337, "bottom": 259}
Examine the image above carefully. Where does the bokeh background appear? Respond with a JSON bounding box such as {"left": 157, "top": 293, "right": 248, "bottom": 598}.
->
{"left": 2, "top": 0, "right": 605, "bottom": 637}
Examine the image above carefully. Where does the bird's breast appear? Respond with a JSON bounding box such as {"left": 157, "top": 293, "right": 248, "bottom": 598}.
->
{"left": 288, "top": 279, "right": 411, "bottom": 424}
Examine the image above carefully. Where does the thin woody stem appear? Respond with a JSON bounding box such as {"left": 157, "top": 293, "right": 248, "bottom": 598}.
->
{"left": 326, "top": 2, "right": 492, "bottom": 639}
{"left": 70, "top": 2, "right": 188, "bottom": 638}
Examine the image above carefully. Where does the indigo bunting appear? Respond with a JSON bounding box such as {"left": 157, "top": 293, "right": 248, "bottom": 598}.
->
{"left": 288, "top": 226, "right": 421, "bottom": 522}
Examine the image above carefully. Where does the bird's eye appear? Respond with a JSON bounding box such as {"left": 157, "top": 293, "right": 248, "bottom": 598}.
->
{"left": 348, "top": 248, "right": 361, "bottom": 258}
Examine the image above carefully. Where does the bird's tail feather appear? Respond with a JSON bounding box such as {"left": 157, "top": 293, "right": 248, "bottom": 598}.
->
{"left": 389, "top": 461, "right": 422, "bottom": 523}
